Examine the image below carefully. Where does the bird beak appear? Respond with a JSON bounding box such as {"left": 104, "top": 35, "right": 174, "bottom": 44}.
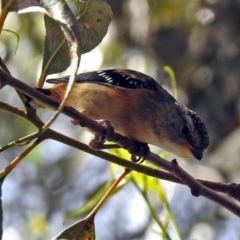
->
{"left": 191, "top": 148, "right": 203, "bottom": 161}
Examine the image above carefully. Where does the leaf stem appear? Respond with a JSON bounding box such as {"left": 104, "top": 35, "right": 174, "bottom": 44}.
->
{"left": 87, "top": 169, "right": 131, "bottom": 218}
{"left": 0, "top": 138, "right": 41, "bottom": 180}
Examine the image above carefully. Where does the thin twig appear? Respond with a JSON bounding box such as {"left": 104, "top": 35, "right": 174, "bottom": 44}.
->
{"left": 147, "top": 153, "right": 240, "bottom": 217}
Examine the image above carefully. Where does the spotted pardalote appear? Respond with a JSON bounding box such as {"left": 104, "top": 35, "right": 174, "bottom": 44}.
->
{"left": 26, "top": 69, "right": 209, "bottom": 160}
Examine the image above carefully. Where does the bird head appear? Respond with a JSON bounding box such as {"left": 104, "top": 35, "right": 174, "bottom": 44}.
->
{"left": 156, "top": 106, "right": 209, "bottom": 160}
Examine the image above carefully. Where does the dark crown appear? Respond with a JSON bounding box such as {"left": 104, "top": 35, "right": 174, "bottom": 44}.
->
{"left": 187, "top": 110, "right": 209, "bottom": 150}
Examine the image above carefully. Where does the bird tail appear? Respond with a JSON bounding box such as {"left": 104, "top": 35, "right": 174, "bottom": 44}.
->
{"left": 46, "top": 77, "right": 69, "bottom": 84}
{"left": 46, "top": 72, "right": 100, "bottom": 84}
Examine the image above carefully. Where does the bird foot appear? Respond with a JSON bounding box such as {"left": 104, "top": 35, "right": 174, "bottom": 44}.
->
{"left": 88, "top": 119, "right": 150, "bottom": 164}
{"left": 88, "top": 119, "right": 115, "bottom": 150}
{"left": 129, "top": 142, "right": 150, "bottom": 163}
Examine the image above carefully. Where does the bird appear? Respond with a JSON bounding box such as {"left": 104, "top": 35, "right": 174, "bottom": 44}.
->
{"left": 26, "top": 69, "right": 209, "bottom": 160}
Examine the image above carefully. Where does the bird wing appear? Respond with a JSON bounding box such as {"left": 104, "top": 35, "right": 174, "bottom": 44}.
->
{"left": 46, "top": 69, "right": 159, "bottom": 91}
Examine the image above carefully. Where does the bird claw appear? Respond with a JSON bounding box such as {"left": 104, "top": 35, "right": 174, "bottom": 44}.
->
{"left": 95, "top": 119, "right": 114, "bottom": 142}
{"left": 88, "top": 119, "right": 115, "bottom": 150}
{"left": 71, "top": 119, "right": 80, "bottom": 125}
{"left": 129, "top": 142, "right": 150, "bottom": 163}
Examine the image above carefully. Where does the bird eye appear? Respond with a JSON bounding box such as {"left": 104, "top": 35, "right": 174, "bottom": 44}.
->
{"left": 181, "top": 125, "right": 190, "bottom": 136}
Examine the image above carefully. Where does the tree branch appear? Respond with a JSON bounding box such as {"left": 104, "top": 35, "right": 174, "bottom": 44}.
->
{"left": 1, "top": 69, "right": 240, "bottom": 217}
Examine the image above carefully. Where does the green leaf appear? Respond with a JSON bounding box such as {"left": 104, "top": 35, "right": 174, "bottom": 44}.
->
{"left": 52, "top": 216, "right": 95, "bottom": 240}
{"left": 42, "top": 0, "right": 112, "bottom": 75}
{"left": 130, "top": 173, "right": 183, "bottom": 240}
{"left": 65, "top": 178, "right": 126, "bottom": 220}
{"left": 76, "top": 0, "right": 112, "bottom": 53}
{"left": 42, "top": 15, "right": 71, "bottom": 75}
{"left": 36, "top": 0, "right": 82, "bottom": 129}
{"left": 130, "top": 175, "right": 172, "bottom": 240}
{"left": 2, "top": 29, "right": 20, "bottom": 54}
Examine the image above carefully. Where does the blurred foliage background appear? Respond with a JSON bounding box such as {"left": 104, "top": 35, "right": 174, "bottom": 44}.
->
{"left": 1, "top": 0, "right": 240, "bottom": 239}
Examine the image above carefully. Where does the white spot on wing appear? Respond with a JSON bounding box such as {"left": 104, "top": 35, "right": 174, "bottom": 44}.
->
{"left": 99, "top": 72, "right": 108, "bottom": 77}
